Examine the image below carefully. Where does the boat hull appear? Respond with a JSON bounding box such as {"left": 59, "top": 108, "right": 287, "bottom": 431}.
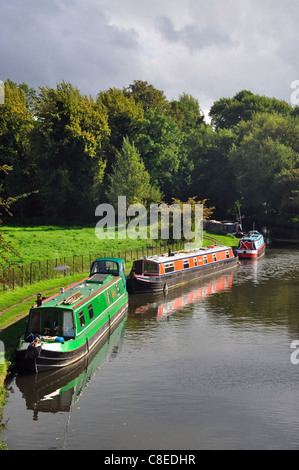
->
{"left": 237, "top": 243, "right": 266, "bottom": 259}
{"left": 16, "top": 303, "right": 128, "bottom": 372}
{"left": 127, "top": 256, "right": 238, "bottom": 294}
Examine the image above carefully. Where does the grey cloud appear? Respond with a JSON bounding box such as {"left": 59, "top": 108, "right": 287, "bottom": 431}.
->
{"left": 156, "top": 16, "right": 235, "bottom": 52}
{"left": 1, "top": 0, "right": 298, "bottom": 113}
{"left": 0, "top": 0, "right": 141, "bottom": 93}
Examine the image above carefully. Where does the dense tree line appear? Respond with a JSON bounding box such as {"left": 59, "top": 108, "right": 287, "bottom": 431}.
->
{"left": 0, "top": 79, "right": 299, "bottom": 228}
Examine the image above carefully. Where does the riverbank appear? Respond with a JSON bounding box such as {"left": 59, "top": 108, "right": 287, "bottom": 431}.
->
{"left": 0, "top": 361, "right": 8, "bottom": 450}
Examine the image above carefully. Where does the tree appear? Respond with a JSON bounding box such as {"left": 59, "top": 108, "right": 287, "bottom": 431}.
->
{"left": 32, "top": 81, "right": 110, "bottom": 221}
{"left": 170, "top": 93, "right": 205, "bottom": 131}
{"left": 97, "top": 87, "right": 144, "bottom": 177}
{"left": 106, "top": 137, "right": 162, "bottom": 210}
{"left": 210, "top": 90, "right": 293, "bottom": 130}
{"left": 229, "top": 112, "right": 299, "bottom": 223}
{"left": 124, "top": 80, "right": 170, "bottom": 113}
{"left": 0, "top": 164, "right": 28, "bottom": 271}
{"left": 136, "top": 109, "right": 183, "bottom": 199}
{"left": 0, "top": 80, "right": 34, "bottom": 215}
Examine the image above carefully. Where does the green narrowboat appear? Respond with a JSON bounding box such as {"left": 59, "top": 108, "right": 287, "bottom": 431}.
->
{"left": 16, "top": 258, "right": 128, "bottom": 372}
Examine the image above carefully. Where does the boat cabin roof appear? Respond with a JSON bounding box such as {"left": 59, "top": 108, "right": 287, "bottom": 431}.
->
{"left": 242, "top": 231, "right": 263, "bottom": 241}
{"left": 32, "top": 274, "right": 117, "bottom": 312}
{"left": 134, "top": 245, "right": 232, "bottom": 265}
{"left": 31, "top": 258, "right": 125, "bottom": 312}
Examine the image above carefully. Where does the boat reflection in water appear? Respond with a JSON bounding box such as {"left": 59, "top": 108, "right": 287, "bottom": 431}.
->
{"left": 16, "top": 317, "right": 127, "bottom": 420}
{"left": 129, "top": 270, "right": 234, "bottom": 319}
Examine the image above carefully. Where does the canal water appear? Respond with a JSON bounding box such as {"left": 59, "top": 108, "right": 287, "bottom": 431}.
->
{"left": 2, "top": 247, "right": 299, "bottom": 450}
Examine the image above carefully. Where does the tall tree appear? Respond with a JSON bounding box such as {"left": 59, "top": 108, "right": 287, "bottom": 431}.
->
{"left": 32, "top": 81, "right": 110, "bottom": 221}
{"left": 124, "top": 80, "right": 170, "bottom": 113}
{"left": 0, "top": 80, "right": 34, "bottom": 215}
{"left": 136, "top": 109, "right": 183, "bottom": 199}
{"left": 106, "top": 137, "right": 162, "bottom": 210}
{"left": 170, "top": 93, "right": 205, "bottom": 131}
{"left": 97, "top": 87, "right": 144, "bottom": 181}
{"left": 210, "top": 90, "right": 293, "bottom": 130}
{"left": 229, "top": 112, "right": 299, "bottom": 223}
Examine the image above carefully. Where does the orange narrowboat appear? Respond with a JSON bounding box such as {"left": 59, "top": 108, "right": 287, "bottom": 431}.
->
{"left": 126, "top": 245, "right": 238, "bottom": 294}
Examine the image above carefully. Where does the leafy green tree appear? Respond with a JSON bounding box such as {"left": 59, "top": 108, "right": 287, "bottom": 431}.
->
{"left": 32, "top": 81, "right": 110, "bottom": 221}
{"left": 136, "top": 109, "right": 183, "bottom": 199}
{"left": 210, "top": 90, "right": 293, "bottom": 130}
{"left": 0, "top": 80, "right": 34, "bottom": 214}
{"left": 177, "top": 124, "right": 237, "bottom": 218}
{"left": 124, "top": 80, "right": 170, "bottom": 113}
{"left": 170, "top": 93, "right": 205, "bottom": 131}
{"left": 97, "top": 87, "right": 144, "bottom": 179}
{"left": 0, "top": 164, "right": 29, "bottom": 271}
{"left": 229, "top": 112, "right": 299, "bottom": 223}
{"left": 106, "top": 137, "right": 162, "bottom": 210}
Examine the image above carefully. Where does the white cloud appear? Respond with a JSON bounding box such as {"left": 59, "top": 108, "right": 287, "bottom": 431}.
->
{"left": 0, "top": 0, "right": 298, "bottom": 112}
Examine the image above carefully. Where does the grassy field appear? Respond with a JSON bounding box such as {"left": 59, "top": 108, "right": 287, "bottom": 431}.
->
{"left": 1, "top": 223, "right": 238, "bottom": 265}
{"left": 0, "top": 224, "right": 163, "bottom": 264}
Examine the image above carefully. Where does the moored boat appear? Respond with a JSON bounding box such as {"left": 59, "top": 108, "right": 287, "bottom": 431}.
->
{"left": 237, "top": 231, "right": 266, "bottom": 259}
{"left": 16, "top": 258, "right": 128, "bottom": 372}
{"left": 126, "top": 245, "right": 238, "bottom": 294}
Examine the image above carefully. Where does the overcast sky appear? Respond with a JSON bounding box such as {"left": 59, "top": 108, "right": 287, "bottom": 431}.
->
{"left": 1, "top": 0, "right": 299, "bottom": 115}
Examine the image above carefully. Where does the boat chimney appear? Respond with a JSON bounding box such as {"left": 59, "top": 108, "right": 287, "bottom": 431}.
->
{"left": 37, "top": 293, "right": 42, "bottom": 307}
{"left": 60, "top": 287, "right": 64, "bottom": 294}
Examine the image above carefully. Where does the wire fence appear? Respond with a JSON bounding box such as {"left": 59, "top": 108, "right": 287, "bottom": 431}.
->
{"left": 1, "top": 240, "right": 185, "bottom": 291}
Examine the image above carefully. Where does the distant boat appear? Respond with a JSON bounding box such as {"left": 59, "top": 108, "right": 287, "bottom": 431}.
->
{"left": 237, "top": 231, "right": 266, "bottom": 259}
{"left": 16, "top": 258, "right": 128, "bottom": 372}
{"left": 126, "top": 245, "right": 238, "bottom": 294}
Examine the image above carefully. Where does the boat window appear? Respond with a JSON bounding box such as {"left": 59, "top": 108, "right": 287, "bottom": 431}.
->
{"left": 194, "top": 257, "right": 198, "bottom": 267}
{"left": 107, "top": 291, "right": 111, "bottom": 305}
{"left": 78, "top": 310, "right": 85, "bottom": 328}
{"left": 133, "top": 260, "right": 143, "bottom": 275}
{"left": 183, "top": 259, "right": 190, "bottom": 269}
{"left": 226, "top": 250, "right": 230, "bottom": 259}
{"left": 62, "top": 311, "right": 75, "bottom": 338}
{"left": 116, "top": 284, "right": 120, "bottom": 296}
{"left": 91, "top": 260, "right": 119, "bottom": 276}
{"left": 53, "top": 311, "right": 59, "bottom": 335}
{"left": 144, "top": 261, "right": 159, "bottom": 275}
{"left": 28, "top": 311, "right": 41, "bottom": 334}
{"left": 164, "top": 262, "right": 175, "bottom": 273}
{"left": 213, "top": 254, "right": 217, "bottom": 262}
{"left": 88, "top": 304, "right": 94, "bottom": 321}
{"left": 203, "top": 256, "right": 208, "bottom": 264}
{"left": 44, "top": 310, "right": 51, "bottom": 336}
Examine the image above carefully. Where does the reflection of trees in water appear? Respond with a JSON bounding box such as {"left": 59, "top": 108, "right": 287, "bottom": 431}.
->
{"left": 205, "top": 252, "right": 299, "bottom": 334}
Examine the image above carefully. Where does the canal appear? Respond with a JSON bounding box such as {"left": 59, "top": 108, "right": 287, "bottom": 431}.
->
{"left": 2, "top": 247, "right": 299, "bottom": 450}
